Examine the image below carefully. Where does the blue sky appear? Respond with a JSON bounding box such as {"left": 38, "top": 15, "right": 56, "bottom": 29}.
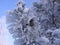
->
{"left": 0, "top": 0, "right": 35, "bottom": 17}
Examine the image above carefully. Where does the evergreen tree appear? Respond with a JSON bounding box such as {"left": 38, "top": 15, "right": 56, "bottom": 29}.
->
{"left": 6, "top": 0, "right": 26, "bottom": 45}
{"left": 6, "top": 0, "right": 60, "bottom": 45}
{"left": 30, "top": 0, "right": 60, "bottom": 45}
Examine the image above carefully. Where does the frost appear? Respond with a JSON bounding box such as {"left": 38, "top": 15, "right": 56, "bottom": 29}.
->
{"left": 6, "top": 0, "right": 60, "bottom": 45}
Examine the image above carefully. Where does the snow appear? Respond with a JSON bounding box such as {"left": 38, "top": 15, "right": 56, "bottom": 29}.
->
{"left": 6, "top": 0, "right": 60, "bottom": 45}
{"left": 0, "top": 16, "right": 14, "bottom": 45}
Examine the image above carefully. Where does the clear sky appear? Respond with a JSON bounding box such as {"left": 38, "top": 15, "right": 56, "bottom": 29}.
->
{"left": 0, "top": 0, "right": 35, "bottom": 17}
{"left": 0, "top": 0, "right": 35, "bottom": 45}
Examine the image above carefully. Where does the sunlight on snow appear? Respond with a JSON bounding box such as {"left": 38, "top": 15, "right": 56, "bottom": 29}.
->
{"left": 0, "top": 16, "right": 14, "bottom": 45}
